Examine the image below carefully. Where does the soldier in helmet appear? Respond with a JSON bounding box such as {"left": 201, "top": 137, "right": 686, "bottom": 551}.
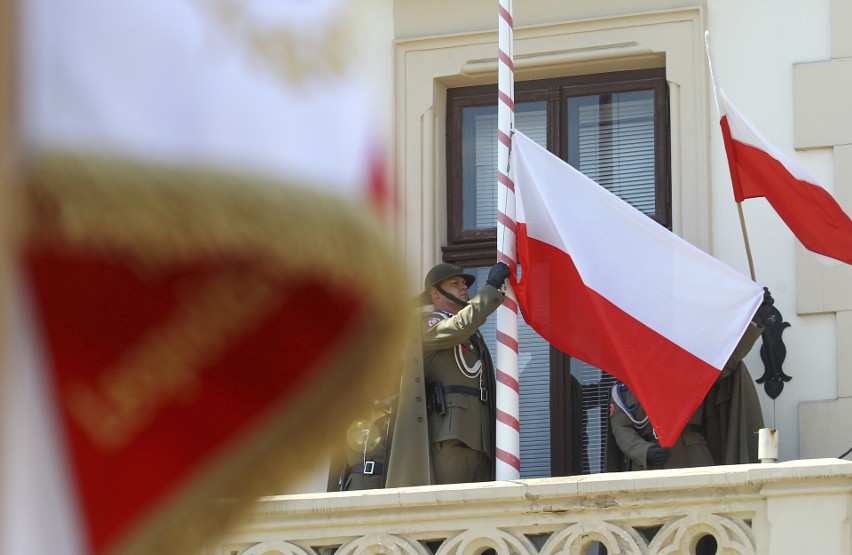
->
{"left": 329, "top": 261, "right": 511, "bottom": 490}
{"left": 419, "top": 261, "right": 511, "bottom": 484}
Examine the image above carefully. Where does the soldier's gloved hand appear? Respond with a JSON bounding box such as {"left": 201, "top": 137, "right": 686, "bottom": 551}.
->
{"left": 646, "top": 445, "right": 672, "bottom": 468}
{"left": 755, "top": 287, "right": 775, "bottom": 324}
{"left": 486, "top": 261, "right": 512, "bottom": 288}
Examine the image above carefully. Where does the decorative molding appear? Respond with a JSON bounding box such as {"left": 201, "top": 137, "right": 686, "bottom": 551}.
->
{"left": 460, "top": 43, "right": 652, "bottom": 75}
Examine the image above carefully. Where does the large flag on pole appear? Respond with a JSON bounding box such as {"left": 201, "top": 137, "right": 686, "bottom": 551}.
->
{"left": 2, "top": 1, "right": 406, "bottom": 554}
{"left": 509, "top": 131, "right": 764, "bottom": 448}
{"left": 707, "top": 37, "right": 852, "bottom": 267}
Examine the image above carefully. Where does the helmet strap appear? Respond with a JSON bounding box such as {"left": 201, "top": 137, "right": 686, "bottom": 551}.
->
{"left": 435, "top": 285, "right": 468, "bottom": 308}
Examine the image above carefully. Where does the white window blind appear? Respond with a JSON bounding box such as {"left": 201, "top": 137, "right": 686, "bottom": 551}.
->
{"left": 469, "top": 107, "right": 547, "bottom": 230}
{"left": 570, "top": 359, "right": 617, "bottom": 474}
{"left": 570, "top": 91, "right": 656, "bottom": 215}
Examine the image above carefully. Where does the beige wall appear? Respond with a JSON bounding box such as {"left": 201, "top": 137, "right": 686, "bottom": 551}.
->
{"left": 394, "top": 0, "right": 705, "bottom": 40}
{"left": 792, "top": 0, "right": 852, "bottom": 460}
{"left": 391, "top": 0, "right": 850, "bottom": 464}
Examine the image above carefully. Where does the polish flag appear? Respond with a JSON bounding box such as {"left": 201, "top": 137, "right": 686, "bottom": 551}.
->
{"left": 509, "top": 131, "right": 764, "bottom": 447}
{"left": 708, "top": 38, "right": 852, "bottom": 266}
{"left": 1, "top": 1, "right": 404, "bottom": 554}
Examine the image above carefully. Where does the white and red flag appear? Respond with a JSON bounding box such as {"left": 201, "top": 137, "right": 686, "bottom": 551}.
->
{"left": 509, "top": 130, "right": 764, "bottom": 448}
{"left": 2, "top": 1, "right": 404, "bottom": 554}
{"left": 710, "top": 52, "right": 852, "bottom": 266}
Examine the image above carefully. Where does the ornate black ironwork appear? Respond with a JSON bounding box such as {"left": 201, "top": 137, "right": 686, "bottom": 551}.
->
{"left": 755, "top": 305, "right": 792, "bottom": 399}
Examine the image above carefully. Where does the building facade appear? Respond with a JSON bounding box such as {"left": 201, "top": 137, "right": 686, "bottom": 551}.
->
{"left": 384, "top": 0, "right": 852, "bottom": 477}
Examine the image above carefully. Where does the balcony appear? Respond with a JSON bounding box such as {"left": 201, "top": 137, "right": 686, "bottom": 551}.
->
{"left": 209, "top": 458, "right": 852, "bottom": 555}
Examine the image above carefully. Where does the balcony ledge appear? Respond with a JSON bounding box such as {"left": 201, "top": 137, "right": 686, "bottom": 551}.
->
{"left": 210, "top": 458, "right": 852, "bottom": 555}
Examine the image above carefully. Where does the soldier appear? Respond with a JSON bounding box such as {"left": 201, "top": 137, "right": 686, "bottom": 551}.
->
{"left": 329, "top": 261, "right": 511, "bottom": 489}
{"left": 328, "top": 396, "right": 396, "bottom": 491}
{"left": 420, "top": 261, "right": 510, "bottom": 484}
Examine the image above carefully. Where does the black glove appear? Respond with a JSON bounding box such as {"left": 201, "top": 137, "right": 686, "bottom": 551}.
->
{"left": 646, "top": 445, "right": 672, "bottom": 468}
{"left": 755, "top": 287, "right": 775, "bottom": 324}
{"left": 486, "top": 262, "right": 512, "bottom": 288}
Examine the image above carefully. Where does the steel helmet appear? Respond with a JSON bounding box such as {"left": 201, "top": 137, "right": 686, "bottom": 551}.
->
{"left": 420, "top": 263, "right": 475, "bottom": 305}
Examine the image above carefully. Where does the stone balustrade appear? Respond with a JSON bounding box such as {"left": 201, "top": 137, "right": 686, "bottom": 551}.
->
{"left": 208, "top": 458, "right": 852, "bottom": 555}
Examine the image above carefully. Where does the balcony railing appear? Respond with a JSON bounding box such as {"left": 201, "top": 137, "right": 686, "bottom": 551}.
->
{"left": 208, "top": 458, "right": 852, "bottom": 555}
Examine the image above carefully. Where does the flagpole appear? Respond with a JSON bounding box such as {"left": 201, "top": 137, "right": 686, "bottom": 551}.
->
{"left": 495, "top": 0, "right": 520, "bottom": 480}
{"left": 706, "top": 32, "right": 757, "bottom": 282}
{"left": 737, "top": 203, "right": 757, "bottom": 281}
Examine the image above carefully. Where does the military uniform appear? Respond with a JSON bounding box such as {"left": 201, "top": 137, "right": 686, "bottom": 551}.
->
{"left": 606, "top": 320, "right": 765, "bottom": 471}
{"left": 328, "top": 397, "right": 395, "bottom": 491}
{"left": 422, "top": 283, "right": 503, "bottom": 484}
{"left": 358, "top": 262, "right": 509, "bottom": 488}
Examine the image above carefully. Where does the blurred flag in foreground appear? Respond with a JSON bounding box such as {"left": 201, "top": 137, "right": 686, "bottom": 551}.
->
{"left": 707, "top": 33, "right": 852, "bottom": 267}
{"left": 509, "top": 130, "right": 764, "bottom": 448}
{"left": 1, "top": 1, "right": 406, "bottom": 554}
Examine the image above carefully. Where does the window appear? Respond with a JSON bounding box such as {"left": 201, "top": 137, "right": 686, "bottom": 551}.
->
{"left": 445, "top": 68, "right": 670, "bottom": 476}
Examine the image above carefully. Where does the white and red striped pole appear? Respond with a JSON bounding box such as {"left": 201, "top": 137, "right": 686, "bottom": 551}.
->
{"left": 495, "top": 0, "right": 520, "bottom": 480}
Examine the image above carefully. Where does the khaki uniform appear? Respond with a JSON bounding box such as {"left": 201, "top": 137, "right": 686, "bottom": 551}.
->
{"left": 606, "top": 320, "right": 765, "bottom": 471}
{"left": 421, "top": 284, "right": 503, "bottom": 484}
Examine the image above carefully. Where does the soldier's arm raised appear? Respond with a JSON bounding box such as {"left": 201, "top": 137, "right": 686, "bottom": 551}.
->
{"left": 422, "top": 285, "right": 504, "bottom": 350}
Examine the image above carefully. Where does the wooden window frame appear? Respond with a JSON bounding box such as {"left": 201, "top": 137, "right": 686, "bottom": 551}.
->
{"left": 443, "top": 68, "right": 670, "bottom": 476}
{"left": 445, "top": 68, "right": 670, "bottom": 263}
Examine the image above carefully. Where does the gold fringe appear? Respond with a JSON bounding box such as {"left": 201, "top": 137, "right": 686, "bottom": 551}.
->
{"left": 24, "top": 152, "right": 394, "bottom": 288}
{"left": 17, "top": 152, "right": 411, "bottom": 555}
